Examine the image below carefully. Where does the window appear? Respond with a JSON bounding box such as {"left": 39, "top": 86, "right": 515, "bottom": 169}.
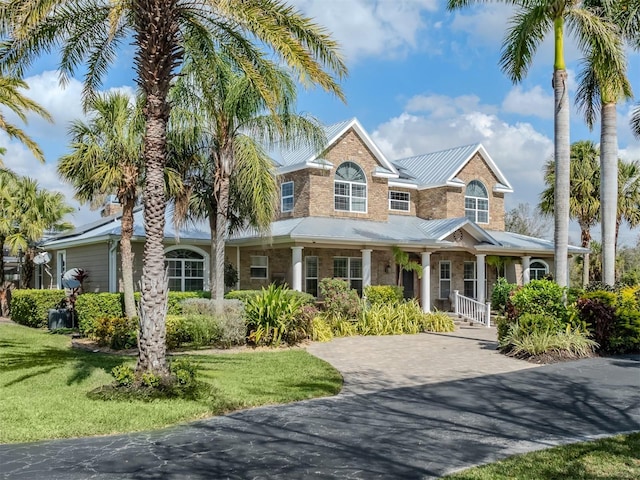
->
{"left": 530, "top": 260, "right": 549, "bottom": 280}
{"left": 335, "top": 162, "right": 367, "bottom": 212}
{"left": 56, "top": 251, "right": 66, "bottom": 289}
{"left": 305, "top": 256, "right": 318, "bottom": 296}
{"left": 281, "top": 181, "right": 294, "bottom": 213}
{"left": 165, "top": 249, "right": 205, "bottom": 291}
{"left": 463, "top": 261, "right": 476, "bottom": 299}
{"left": 389, "top": 191, "right": 410, "bottom": 211}
{"left": 250, "top": 256, "right": 268, "bottom": 279}
{"left": 465, "top": 180, "right": 489, "bottom": 223}
{"left": 333, "top": 257, "right": 363, "bottom": 295}
{"left": 439, "top": 261, "right": 451, "bottom": 299}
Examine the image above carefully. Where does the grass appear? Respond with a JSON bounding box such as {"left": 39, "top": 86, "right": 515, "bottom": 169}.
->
{"left": 443, "top": 433, "right": 640, "bottom": 479}
{"left": 0, "top": 323, "right": 342, "bottom": 444}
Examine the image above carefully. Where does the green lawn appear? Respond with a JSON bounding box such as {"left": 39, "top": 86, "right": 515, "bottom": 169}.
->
{"left": 0, "top": 323, "right": 342, "bottom": 444}
{"left": 443, "top": 433, "right": 640, "bottom": 479}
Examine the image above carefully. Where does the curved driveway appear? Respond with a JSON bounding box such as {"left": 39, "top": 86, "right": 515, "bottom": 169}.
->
{"left": 1, "top": 327, "right": 639, "bottom": 479}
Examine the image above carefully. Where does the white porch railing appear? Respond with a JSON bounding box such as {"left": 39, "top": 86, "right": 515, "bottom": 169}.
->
{"left": 452, "top": 290, "right": 491, "bottom": 327}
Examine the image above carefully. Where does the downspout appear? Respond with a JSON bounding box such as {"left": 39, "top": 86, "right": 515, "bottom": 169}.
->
{"left": 109, "top": 239, "right": 119, "bottom": 293}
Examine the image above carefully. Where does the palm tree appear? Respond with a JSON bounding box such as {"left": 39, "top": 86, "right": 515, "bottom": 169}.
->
{"left": 617, "top": 159, "right": 640, "bottom": 246}
{"left": 0, "top": 169, "right": 17, "bottom": 281}
{"left": 58, "top": 92, "right": 144, "bottom": 319}
{"left": 170, "top": 52, "right": 325, "bottom": 300}
{"left": 632, "top": 104, "right": 640, "bottom": 138}
{"left": 447, "top": 0, "right": 623, "bottom": 288}
{"left": 0, "top": 0, "right": 346, "bottom": 376}
{"left": 576, "top": 0, "right": 633, "bottom": 286}
{"left": 0, "top": 75, "right": 51, "bottom": 163}
{"left": 2, "top": 176, "right": 74, "bottom": 287}
{"left": 540, "top": 141, "right": 600, "bottom": 287}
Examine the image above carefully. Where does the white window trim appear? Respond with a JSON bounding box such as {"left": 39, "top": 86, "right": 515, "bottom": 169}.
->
{"left": 530, "top": 259, "right": 550, "bottom": 281}
{"left": 465, "top": 180, "right": 489, "bottom": 224}
{"left": 333, "top": 256, "right": 363, "bottom": 290}
{"left": 463, "top": 261, "right": 476, "bottom": 299}
{"left": 305, "top": 256, "right": 319, "bottom": 296}
{"left": 389, "top": 190, "right": 410, "bottom": 211}
{"left": 250, "top": 255, "right": 269, "bottom": 280}
{"left": 164, "top": 246, "right": 208, "bottom": 292}
{"left": 281, "top": 181, "right": 294, "bottom": 213}
{"left": 439, "top": 260, "right": 451, "bottom": 300}
{"left": 334, "top": 162, "right": 367, "bottom": 213}
{"left": 164, "top": 245, "right": 211, "bottom": 291}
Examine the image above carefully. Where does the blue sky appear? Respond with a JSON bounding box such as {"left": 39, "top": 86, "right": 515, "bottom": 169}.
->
{"left": 2, "top": 0, "right": 639, "bottom": 245}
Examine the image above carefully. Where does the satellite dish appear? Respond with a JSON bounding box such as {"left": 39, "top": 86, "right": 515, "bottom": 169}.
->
{"left": 33, "top": 251, "right": 52, "bottom": 265}
{"left": 62, "top": 268, "right": 82, "bottom": 289}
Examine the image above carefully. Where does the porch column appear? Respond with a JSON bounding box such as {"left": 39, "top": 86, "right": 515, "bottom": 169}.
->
{"left": 108, "top": 240, "right": 118, "bottom": 293}
{"left": 291, "top": 246, "right": 303, "bottom": 291}
{"left": 522, "top": 255, "right": 531, "bottom": 285}
{"left": 476, "top": 253, "right": 486, "bottom": 305}
{"left": 421, "top": 251, "right": 431, "bottom": 313}
{"left": 361, "top": 249, "right": 372, "bottom": 289}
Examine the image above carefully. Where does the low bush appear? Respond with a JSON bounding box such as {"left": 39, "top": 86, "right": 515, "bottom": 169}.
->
{"left": 576, "top": 291, "right": 617, "bottom": 351}
{"left": 490, "top": 278, "right": 516, "bottom": 314}
{"left": 93, "top": 316, "right": 138, "bottom": 350}
{"left": 76, "top": 293, "right": 123, "bottom": 335}
{"left": 422, "top": 311, "right": 456, "bottom": 333}
{"left": 245, "top": 284, "right": 310, "bottom": 346}
{"left": 166, "top": 315, "right": 191, "bottom": 350}
{"left": 311, "top": 315, "right": 334, "bottom": 342}
{"left": 10, "top": 289, "right": 67, "bottom": 327}
{"left": 364, "top": 285, "right": 403, "bottom": 306}
{"left": 357, "top": 300, "right": 428, "bottom": 335}
{"left": 500, "top": 323, "right": 597, "bottom": 359}
{"left": 319, "top": 278, "right": 362, "bottom": 320}
{"left": 516, "top": 312, "right": 564, "bottom": 336}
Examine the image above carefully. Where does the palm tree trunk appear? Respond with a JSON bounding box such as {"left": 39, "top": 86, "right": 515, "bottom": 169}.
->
{"left": 214, "top": 175, "right": 230, "bottom": 301}
{"left": 208, "top": 214, "right": 217, "bottom": 296}
{"left": 553, "top": 68, "right": 570, "bottom": 288}
{"left": 134, "top": 0, "right": 179, "bottom": 376}
{"left": 120, "top": 197, "right": 136, "bottom": 319}
{"left": 600, "top": 102, "right": 618, "bottom": 286}
{"left": 0, "top": 235, "right": 5, "bottom": 285}
{"left": 579, "top": 223, "right": 591, "bottom": 288}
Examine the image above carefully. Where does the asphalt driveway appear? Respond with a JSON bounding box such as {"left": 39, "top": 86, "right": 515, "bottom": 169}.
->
{"left": 1, "top": 329, "right": 639, "bottom": 479}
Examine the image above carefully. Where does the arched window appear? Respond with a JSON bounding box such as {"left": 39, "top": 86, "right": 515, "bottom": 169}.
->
{"left": 165, "top": 248, "right": 205, "bottom": 291}
{"left": 530, "top": 260, "right": 549, "bottom": 280}
{"left": 335, "top": 161, "right": 367, "bottom": 212}
{"left": 465, "top": 180, "right": 489, "bottom": 223}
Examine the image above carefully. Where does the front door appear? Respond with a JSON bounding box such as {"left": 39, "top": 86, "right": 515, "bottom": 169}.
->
{"left": 402, "top": 269, "right": 414, "bottom": 299}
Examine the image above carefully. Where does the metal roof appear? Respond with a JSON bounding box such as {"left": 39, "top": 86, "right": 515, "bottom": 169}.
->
{"left": 484, "top": 230, "right": 588, "bottom": 255}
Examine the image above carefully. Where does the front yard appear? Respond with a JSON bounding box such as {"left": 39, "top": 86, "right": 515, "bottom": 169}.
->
{"left": 0, "top": 322, "right": 342, "bottom": 444}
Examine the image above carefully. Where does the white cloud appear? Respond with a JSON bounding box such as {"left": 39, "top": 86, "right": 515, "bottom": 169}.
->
{"left": 371, "top": 94, "right": 554, "bottom": 209}
{"left": 449, "top": 4, "right": 514, "bottom": 48}
{"left": 292, "top": 0, "right": 438, "bottom": 62}
{"left": 502, "top": 85, "right": 553, "bottom": 119}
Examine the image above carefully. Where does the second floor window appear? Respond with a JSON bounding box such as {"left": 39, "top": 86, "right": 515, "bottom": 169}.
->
{"left": 335, "top": 162, "right": 366, "bottom": 212}
{"left": 389, "top": 191, "right": 410, "bottom": 211}
{"left": 281, "top": 181, "right": 294, "bottom": 212}
{"left": 465, "top": 180, "right": 489, "bottom": 223}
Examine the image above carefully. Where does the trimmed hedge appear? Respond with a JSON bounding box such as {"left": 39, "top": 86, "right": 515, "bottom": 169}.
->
{"left": 364, "top": 285, "right": 403, "bottom": 305}
{"left": 10, "top": 289, "right": 67, "bottom": 328}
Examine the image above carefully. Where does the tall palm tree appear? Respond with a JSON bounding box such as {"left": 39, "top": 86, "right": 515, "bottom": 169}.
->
{"left": 0, "top": 169, "right": 17, "bottom": 281}
{"left": 617, "top": 159, "right": 640, "bottom": 246}
{"left": 58, "top": 92, "right": 144, "bottom": 319}
{"left": 170, "top": 51, "right": 325, "bottom": 300}
{"left": 0, "top": 74, "right": 51, "bottom": 163}
{"left": 0, "top": 0, "right": 346, "bottom": 376}
{"left": 576, "top": 0, "right": 633, "bottom": 286}
{"left": 540, "top": 141, "right": 600, "bottom": 286}
{"left": 447, "top": 0, "right": 623, "bottom": 288}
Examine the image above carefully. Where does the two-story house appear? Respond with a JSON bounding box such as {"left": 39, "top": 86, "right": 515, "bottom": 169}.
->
{"left": 39, "top": 118, "right": 586, "bottom": 311}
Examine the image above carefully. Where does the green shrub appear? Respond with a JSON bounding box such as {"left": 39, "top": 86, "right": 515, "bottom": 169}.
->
{"left": 10, "top": 289, "right": 67, "bottom": 327}
{"left": 111, "top": 365, "right": 135, "bottom": 387}
{"left": 422, "top": 311, "right": 456, "bottom": 333}
{"left": 490, "top": 277, "right": 516, "bottom": 314}
{"left": 76, "top": 293, "right": 124, "bottom": 335}
{"left": 507, "top": 279, "right": 569, "bottom": 322}
{"left": 166, "top": 315, "right": 191, "bottom": 350}
{"left": 576, "top": 291, "right": 617, "bottom": 352}
{"left": 226, "top": 288, "right": 314, "bottom": 305}
{"left": 170, "top": 358, "right": 199, "bottom": 390}
{"left": 311, "top": 316, "right": 334, "bottom": 342}
{"left": 166, "top": 291, "right": 210, "bottom": 314}
{"left": 319, "top": 278, "right": 362, "bottom": 320}
{"left": 245, "top": 284, "right": 309, "bottom": 346}
{"left": 610, "top": 306, "right": 640, "bottom": 354}
{"left": 500, "top": 323, "right": 597, "bottom": 359}
{"left": 516, "top": 312, "right": 564, "bottom": 336}
{"left": 357, "top": 300, "right": 427, "bottom": 335}
{"left": 93, "top": 316, "right": 138, "bottom": 350}
{"left": 140, "top": 372, "right": 161, "bottom": 388}
{"left": 364, "top": 285, "right": 403, "bottom": 306}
